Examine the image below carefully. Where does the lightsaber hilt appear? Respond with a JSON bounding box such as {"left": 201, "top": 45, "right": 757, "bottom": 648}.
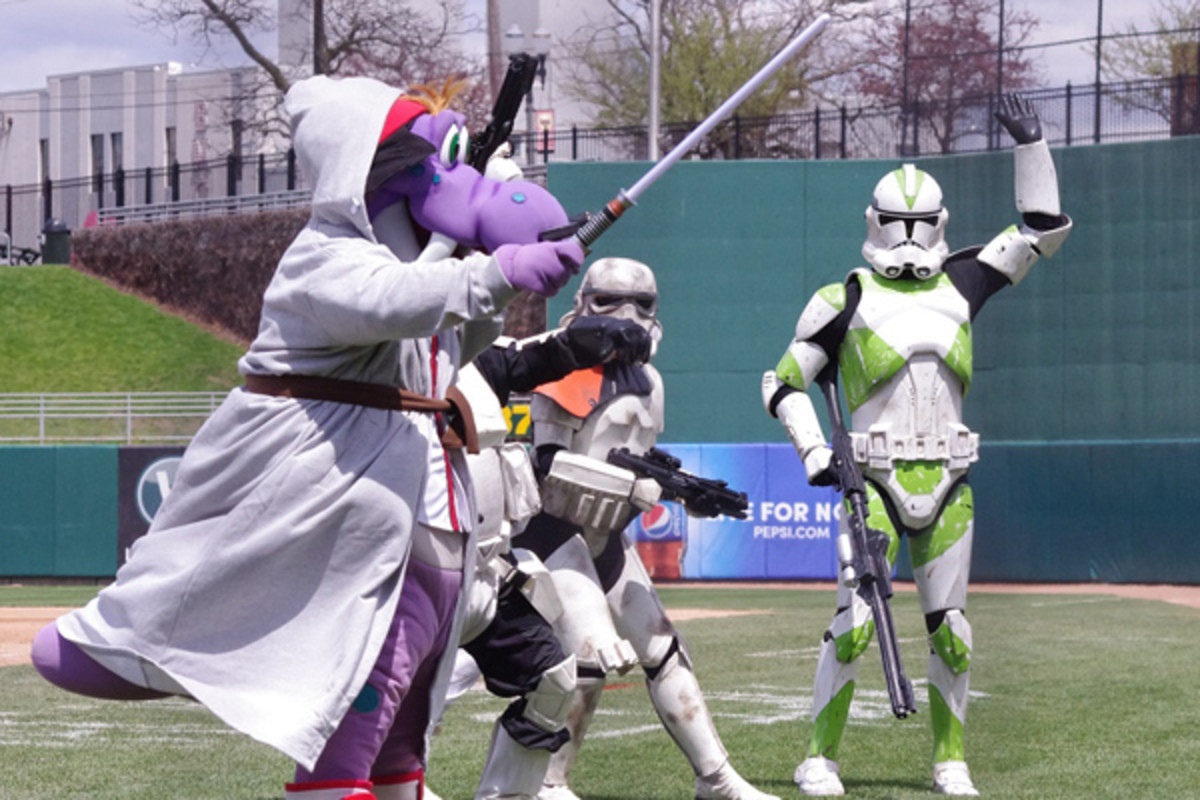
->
{"left": 574, "top": 191, "right": 635, "bottom": 249}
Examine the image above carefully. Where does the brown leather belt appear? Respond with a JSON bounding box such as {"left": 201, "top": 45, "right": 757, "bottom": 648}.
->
{"left": 244, "top": 373, "right": 479, "bottom": 453}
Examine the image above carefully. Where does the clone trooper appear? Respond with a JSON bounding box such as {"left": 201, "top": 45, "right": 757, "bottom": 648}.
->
{"left": 514, "top": 258, "right": 779, "bottom": 800}
{"left": 761, "top": 95, "right": 1071, "bottom": 797}
{"left": 425, "top": 316, "right": 653, "bottom": 800}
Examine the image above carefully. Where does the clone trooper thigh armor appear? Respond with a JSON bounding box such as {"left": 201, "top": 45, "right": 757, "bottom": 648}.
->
{"left": 764, "top": 96, "right": 1071, "bottom": 796}
{"left": 515, "top": 259, "right": 778, "bottom": 800}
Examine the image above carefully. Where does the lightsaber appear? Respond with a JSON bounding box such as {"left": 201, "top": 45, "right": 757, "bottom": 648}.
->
{"left": 570, "top": 12, "right": 831, "bottom": 248}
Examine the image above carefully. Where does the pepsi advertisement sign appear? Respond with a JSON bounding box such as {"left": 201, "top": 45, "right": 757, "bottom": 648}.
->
{"left": 628, "top": 444, "right": 842, "bottom": 580}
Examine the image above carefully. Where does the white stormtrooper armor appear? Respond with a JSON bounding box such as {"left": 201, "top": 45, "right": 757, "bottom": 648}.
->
{"left": 520, "top": 258, "right": 779, "bottom": 800}
{"left": 765, "top": 95, "right": 1071, "bottom": 797}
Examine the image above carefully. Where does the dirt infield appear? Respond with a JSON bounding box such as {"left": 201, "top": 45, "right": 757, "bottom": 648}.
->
{"left": 3, "top": 582, "right": 1196, "bottom": 668}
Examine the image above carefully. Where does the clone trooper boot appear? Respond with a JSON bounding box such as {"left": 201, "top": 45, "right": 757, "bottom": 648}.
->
{"left": 794, "top": 756, "right": 844, "bottom": 797}
{"left": 932, "top": 761, "right": 979, "bottom": 796}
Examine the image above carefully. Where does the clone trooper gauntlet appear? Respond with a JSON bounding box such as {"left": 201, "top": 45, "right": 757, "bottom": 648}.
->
{"left": 762, "top": 370, "right": 835, "bottom": 487}
{"left": 540, "top": 452, "right": 662, "bottom": 551}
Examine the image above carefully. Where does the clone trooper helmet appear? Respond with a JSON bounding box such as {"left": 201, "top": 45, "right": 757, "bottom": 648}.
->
{"left": 560, "top": 257, "right": 663, "bottom": 353}
{"left": 862, "top": 163, "right": 950, "bottom": 279}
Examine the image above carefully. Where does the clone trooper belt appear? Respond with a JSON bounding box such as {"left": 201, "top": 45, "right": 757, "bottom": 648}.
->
{"left": 850, "top": 424, "right": 980, "bottom": 471}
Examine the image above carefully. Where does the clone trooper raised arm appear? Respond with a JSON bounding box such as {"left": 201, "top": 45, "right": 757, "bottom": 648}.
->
{"left": 764, "top": 94, "right": 1070, "bottom": 798}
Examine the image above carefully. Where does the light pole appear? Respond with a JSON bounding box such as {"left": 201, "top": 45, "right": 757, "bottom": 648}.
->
{"left": 505, "top": 24, "right": 552, "bottom": 162}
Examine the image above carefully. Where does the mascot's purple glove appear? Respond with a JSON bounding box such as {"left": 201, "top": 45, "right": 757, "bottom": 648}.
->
{"left": 495, "top": 239, "right": 584, "bottom": 297}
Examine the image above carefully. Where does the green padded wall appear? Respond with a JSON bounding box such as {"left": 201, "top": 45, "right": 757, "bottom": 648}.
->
{"left": 0, "top": 446, "right": 118, "bottom": 577}
{"left": 549, "top": 137, "right": 1200, "bottom": 583}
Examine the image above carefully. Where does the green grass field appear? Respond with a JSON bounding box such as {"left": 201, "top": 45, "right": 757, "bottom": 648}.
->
{"left": 0, "top": 265, "right": 243, "bottom": 393}
{"left": 2, "top": 584, "right": 1197, "bottom": 799}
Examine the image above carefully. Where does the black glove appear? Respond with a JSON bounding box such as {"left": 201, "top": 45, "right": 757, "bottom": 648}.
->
{"left": 995, "top": 93, "right": 1042, "bottom": 145}
{"left": 563, "top": 316, "right": 652, "bottom": 368}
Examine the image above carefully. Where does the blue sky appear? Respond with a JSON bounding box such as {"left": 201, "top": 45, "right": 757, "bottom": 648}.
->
{"left": 0, "top": 0, "right": 1149, "bottom": 95}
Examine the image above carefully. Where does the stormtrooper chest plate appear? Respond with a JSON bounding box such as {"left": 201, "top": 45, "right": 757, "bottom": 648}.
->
{"left": 839, "top": 271, "right": 972, "bottom": 412}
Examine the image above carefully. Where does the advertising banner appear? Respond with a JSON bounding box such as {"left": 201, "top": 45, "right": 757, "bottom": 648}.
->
{"left": 628, "top": 443, "right": 841, "bottom": 580}
{"left": 117, "top": 446, "right": 186, "bottom": 567}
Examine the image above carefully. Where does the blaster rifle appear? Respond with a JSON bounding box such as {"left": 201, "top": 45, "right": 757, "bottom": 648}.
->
{"left": 817, "top": 373, "right": 918, "bottom": 720}
{"left": 607, "top": 446, "right": 748, "bottom": 520}
{"left": 469, "top": 53, "right": 540, "bottom": 171}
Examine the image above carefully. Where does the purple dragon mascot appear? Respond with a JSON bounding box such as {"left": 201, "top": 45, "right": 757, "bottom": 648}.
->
{"left": 32, "top": 74, "right": 582, "bottom": 800}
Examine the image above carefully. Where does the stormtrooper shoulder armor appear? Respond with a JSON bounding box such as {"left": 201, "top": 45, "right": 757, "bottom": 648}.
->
{"left": 774, "top": 283, "right": 845, "bottom": 391}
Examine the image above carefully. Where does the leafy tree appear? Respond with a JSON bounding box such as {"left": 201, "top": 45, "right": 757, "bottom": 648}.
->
{"left": 1094, "top": 0, "right": 1200, "bottom": 131}
{"left": 561, "top": 0, "right": 883, "bottom": 159}
{"left": 857, "top": 0, "right": 1040, "bottom": 154}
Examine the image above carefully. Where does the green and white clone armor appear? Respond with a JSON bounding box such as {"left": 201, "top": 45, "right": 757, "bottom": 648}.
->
{"left": 762, "top": 95, "right": 1071, "bottom": 797}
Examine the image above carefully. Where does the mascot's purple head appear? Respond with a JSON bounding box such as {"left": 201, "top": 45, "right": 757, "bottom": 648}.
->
{"left": 363, "top": 78, "right": 567, "bottom": 253}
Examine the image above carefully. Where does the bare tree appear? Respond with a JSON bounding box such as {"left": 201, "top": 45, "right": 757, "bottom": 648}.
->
{"left": 857, "top": 0, "right": 1040, "bottom": 154}
{"left": 560, "top": 0, "right": 885, "bottom": 159}
{"left": 130, "top": 0, "right": 494, "bottom": 149}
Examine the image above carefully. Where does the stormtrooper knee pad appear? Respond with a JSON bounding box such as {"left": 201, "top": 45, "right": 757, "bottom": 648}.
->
{"left": 498, "top": 655, "right": 577, "bottom": 752}
{"left": 517, "top": 655, "right": 577, "bottom": 738}
{"left": 927, "top": 608, "right": 972, "bottom": 674}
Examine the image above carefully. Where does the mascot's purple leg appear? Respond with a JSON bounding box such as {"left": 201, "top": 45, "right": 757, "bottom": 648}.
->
{"left": 296, "top": 557, "right": 462, "bottom": 783}
{"left": 31, "top": 623, "right": 170, "bottom": 700}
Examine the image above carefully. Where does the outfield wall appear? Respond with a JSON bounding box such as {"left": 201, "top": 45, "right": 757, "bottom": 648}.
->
{"left": 546, "top": 136, "right": 1200, "bottom": 584}
{"left": 2, "top": 138, "right": 1197, "bottom": 583}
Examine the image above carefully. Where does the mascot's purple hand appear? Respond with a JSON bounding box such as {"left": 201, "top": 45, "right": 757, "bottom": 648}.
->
{"left": 495, "top": 239, "right": 584, "bottom": 297}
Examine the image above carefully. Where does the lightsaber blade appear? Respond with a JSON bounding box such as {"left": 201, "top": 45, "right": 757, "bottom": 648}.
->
{"left": 572, "top": 12, "right": 831, "bottom": 248}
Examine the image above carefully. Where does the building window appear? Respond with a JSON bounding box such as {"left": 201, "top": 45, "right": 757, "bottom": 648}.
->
{"left": 91, "top": 133, "right": 104, "bottom": 193}
{"left": 111, "top": 132, "right": 124, "bottom": 174}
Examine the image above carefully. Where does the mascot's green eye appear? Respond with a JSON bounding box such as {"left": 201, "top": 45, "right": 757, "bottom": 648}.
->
{"left": 440, "top": 125, "right": 470, "bottom": 167}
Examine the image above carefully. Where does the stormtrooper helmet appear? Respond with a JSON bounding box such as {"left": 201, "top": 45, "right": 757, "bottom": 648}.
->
{"left": 862, "top": 163, "right": 950, "bottom": 279}
{"left": 560, "top": 257, "right": 663, "bottom": 353}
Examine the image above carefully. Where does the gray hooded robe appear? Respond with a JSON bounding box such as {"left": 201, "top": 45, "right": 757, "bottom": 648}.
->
{"left": 56, "top": 75, "right": 519, "bottom": 770}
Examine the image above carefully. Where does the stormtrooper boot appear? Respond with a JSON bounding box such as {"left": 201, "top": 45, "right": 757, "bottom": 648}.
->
{"left": 932, "top": 761, "right": 978, "bottom": 796}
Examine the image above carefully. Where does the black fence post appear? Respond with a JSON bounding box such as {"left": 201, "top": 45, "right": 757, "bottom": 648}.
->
{"left": 814, "top": 107, "right": 822, "bottom": 159}
{"left": 144, "top": 167, "right": 152, "bottom": 204}
{"left": 170, "top": 161, "right": 181, "bottom": 202}
{"left": 5, "top": 184, "right": 11, "bottom": 239}
{"left": 571, "top": 125, "right": 578, "bottom": 161}
{"left": 840, "top": 105, "right": 848, "bottom": 158}
{"left": 42, "top": 178, "right": 52, "bottom": 223}
{"left": 258, "top": 153, "right": 266, "bottom": 194}
{"left": 115, "top": 168, "right": 126, "bottom": 208}
{"left": 1065, "top": 82, "right": 1073, "bottom": 146}
{"left": 286, "top": 148, "right": 297, "bottom": 191}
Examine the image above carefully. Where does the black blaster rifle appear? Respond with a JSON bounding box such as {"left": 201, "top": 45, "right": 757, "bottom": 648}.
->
{"left": 817, "top": 373, "right": 918, "bottom": 719}
{"left": 468, "top": 53, "right": 540, "bottom": 171}
{"left": 607, "top": 446, "right": 749, "bottom": 520}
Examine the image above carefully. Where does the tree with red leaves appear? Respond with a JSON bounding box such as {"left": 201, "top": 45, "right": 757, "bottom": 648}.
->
{"left": 857, "top": 0, "right": 1041, "bottom": 154}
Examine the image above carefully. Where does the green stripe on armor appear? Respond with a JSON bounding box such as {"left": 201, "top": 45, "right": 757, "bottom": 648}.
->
{"left": 839, "top": 327, "right": 906, "bottom": 411}
{"left": 929, "top": 684, "right": 967, "bottom": 763}
{"left": 894, "top": 460, "right": 944, "bottom": 496}
{"left": 807, "top": 680, "right": 855, "bottom": 760}
{"left": 909, "top": 484, "right": 974, "bottom": 567}
{"left": 948, "top": 321, "right": 973, "bottom": 395}
{"left": 930, "top": 619, "right": 972, "bottom": 675}
{"left": 892, "top": 167, "right": 924, "bottom": 210}
{"left": 863, "top": 484, "right": 902, "bottom": 564}
{"left": 775, "top": 350, "right": 806, "bottom": 391}
{"left": 834, "top": 618, "right": 875, "bottom": 663}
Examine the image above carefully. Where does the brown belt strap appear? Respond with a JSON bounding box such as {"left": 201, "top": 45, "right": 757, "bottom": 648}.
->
{"left": 244, "top": 373, "right": 479, "bottom": 454}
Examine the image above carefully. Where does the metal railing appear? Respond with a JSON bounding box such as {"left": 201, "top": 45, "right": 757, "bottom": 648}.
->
{"left": 3, "top": 74, "right": 1197, "bottom": 247}
{"left": 0, "top": 392, "right": 226, "bottom": 445}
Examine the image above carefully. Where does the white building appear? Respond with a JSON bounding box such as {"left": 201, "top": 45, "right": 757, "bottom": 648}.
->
{"left": 0, "top": 0, "right": 616, "bottom": 254}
